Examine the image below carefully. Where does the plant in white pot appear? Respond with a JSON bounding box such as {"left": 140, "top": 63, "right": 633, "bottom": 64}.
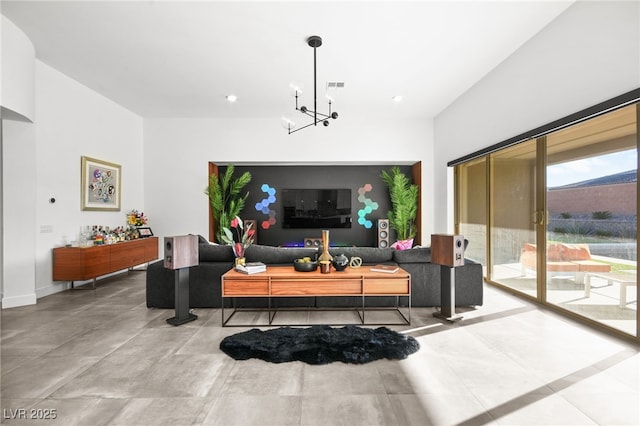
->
{"left": 380, "top": 166, "right": 418, "bottom": 250}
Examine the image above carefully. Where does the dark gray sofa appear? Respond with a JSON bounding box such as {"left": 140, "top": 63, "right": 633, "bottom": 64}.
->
{"left": 146, "top": 237, "right": 484, "bottom": 309}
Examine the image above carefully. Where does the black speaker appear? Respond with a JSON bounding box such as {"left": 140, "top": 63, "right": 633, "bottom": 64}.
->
{"left": 164, "top": 235, "right": 198, "bottom": 270}
{"left": 304, "top": 237, "right": 323, "bottom": 248}
{"left": 377, "top": 219, "right": 390, "bottom": 248}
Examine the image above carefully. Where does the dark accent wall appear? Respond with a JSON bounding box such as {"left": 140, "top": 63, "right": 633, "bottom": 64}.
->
{"left": 220, "top": 165, "right": 412, "bottom": 247}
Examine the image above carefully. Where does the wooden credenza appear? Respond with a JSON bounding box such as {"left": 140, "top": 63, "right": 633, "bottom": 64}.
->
{"left": 53, "top": 237, "right": 158, "bottom": 288}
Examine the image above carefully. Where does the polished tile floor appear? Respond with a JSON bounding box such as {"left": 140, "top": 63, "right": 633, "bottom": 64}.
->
{"left": 1, "top": 271, "right": 638, "bottom": 425}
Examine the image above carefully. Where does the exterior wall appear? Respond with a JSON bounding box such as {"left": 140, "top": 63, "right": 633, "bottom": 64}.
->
{"left": 548, "top": 182, "right": 636, "bottom": 216}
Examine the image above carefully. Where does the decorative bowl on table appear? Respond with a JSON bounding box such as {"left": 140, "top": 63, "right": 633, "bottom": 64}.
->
{"left": 332, "top": 253, "right": 349, "bottom": 271}
{"left": 293, "top": 258, "right": 318, "bottom": 272}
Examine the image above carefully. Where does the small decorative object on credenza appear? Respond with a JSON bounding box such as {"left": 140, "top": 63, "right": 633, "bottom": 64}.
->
{"left": 78, "top": 224, "right": 141, "bottom": 246}
{"left": 126, "top": 209, "right": 148, "bottom": 227}
{"left": 136, "top": 227, "right": 154, "bottom": 238}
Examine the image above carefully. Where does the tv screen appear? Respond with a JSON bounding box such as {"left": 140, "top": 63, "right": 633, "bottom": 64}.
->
{"left": 282, "top": 189, "right": 352, "bottom": 228}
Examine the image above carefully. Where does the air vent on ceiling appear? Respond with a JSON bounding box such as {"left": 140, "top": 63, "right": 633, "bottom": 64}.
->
{"left": 327, "top": 82, "right": 345, "bottom": 88}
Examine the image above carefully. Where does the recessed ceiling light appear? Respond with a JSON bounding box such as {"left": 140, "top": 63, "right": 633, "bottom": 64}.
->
{"left": 226, "top": 94, "right": 237, "bottom": 103}
{"left": 392, "top": 95, "right": 403, "bottom": 103}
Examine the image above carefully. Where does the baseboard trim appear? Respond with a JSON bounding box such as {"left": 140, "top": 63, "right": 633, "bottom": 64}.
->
{"left": 2, "top": 292, "right": 37, "bottom": 309}
{"left": 36, "top": 282, "right": 71, "bottom": 299}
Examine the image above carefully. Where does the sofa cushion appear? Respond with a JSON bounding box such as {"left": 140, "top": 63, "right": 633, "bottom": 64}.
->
{"left": 245, "top": 245, "right": 319, "bottom": 264}
{"left": 393, "top": 247, "right": 432, "bottom": 263}
{"left": 558, "top": 243, "right": 591, "bottom": 261}
{"left": 328, "top": 247, "right": 395, "bottom": 264}
{"left": 199, "top": 243, "right": 235, "bottom": 262}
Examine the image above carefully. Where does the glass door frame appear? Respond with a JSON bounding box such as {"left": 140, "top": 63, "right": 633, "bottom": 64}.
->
{"left": 454, "top": 102, "right": 640, "bottom": 342}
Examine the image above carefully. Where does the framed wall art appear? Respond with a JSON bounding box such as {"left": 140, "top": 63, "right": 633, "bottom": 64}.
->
{"left": 81, "top": 156, "right": 121, "bottom": 211}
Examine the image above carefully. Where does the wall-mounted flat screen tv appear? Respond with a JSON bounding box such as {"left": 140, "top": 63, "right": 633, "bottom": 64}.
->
{"left": 282, "top": 189, "right": 352, "bottom": 228}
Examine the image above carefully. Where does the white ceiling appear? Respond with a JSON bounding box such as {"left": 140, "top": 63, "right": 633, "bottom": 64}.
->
{"left": 1, "top": 1, "right": 574, "bottom": 120}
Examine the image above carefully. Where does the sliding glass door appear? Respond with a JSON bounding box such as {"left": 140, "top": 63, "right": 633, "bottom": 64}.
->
{"left": 488, "top": 140, "right": 539, "bottom": 297}
{"left": 455, "top": 102, "right": 638, "bottom": 339}
{"left": 455, "top": 158, "right": 486, "bottom": 265}
{"left": 545, "top": 105, "right": 637, "bottom": 335}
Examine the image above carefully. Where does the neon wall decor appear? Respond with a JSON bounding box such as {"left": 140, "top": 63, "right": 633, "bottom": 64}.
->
{"left": 357, "top": 183, "right": 378, "bottom": 229}
{"left": 255, "top": 183, "right": 277, "bottom": 229}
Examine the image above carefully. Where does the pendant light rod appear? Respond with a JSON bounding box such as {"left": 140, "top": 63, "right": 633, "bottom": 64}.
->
{"left": 313, "top": 39, "right": 317, "bottom": 126}
{"left": 287, "top": 35, "right": 339, "bottom": 134}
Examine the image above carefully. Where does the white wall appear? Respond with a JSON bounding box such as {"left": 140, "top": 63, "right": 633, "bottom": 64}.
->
{"left": 1, "top": 14, "right": 36, "bottom": 308}
{"left": 1, "top": 15, "right": 35, "bottom": 122}
{"left": 2, "top": 118, "right": 37, "bottom": 307}
{"left": 143, "top": 117, "right": 434, "bottom": 246}
{"left": 434, "top": 0, "right": 640, "bottom": 232}
{"left": 1, "top": 60, "right": 143, "bottom": 306}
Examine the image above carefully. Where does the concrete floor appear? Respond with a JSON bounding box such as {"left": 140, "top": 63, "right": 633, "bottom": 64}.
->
{"left": 1, "top": 270, "right": 638, "bottom": 425}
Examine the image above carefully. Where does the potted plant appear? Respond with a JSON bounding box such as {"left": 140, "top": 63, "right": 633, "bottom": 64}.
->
{"left": 380, "top": 166, "right": 418, "bottom": 249}
{"left": 220, "top": 216, "right": 255, "bottom": 265}
{"left": 206, "top": 164, "right": 252, "bottom": 243}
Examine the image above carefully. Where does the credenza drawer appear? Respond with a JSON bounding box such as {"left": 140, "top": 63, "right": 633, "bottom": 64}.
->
{"left": 364, "top": 279, "right": 410, "bottom": 295}
{"left": 223, "top": 279, "right": 269, "bottom": 296}
{"left": 271, "top": 280, "right": 362, "bottom": 295}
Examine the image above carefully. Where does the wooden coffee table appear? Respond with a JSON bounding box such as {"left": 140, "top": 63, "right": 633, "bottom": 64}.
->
{"left": 221, "top": 266, "right": 411, "bottom": 326}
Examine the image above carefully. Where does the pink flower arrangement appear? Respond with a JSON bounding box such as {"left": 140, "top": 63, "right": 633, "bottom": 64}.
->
{"left": 391, "top": 238, "right": 414, "bottom": 251}
{"left": 221, "top": 216, "right": 255, "bottom": 258}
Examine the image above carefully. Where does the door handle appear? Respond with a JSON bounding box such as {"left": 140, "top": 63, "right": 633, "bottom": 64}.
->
{"left": 531, "top": 210, "right": 546, "bottom": 225}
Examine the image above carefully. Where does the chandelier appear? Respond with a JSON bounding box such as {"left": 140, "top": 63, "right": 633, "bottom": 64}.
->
{"left": 285, "top": 36, "right": 338, "bottom": 134}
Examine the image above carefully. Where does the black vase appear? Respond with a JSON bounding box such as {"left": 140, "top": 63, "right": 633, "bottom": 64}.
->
{"left": 332, "top": 253, "right": 349, "bottom": 271}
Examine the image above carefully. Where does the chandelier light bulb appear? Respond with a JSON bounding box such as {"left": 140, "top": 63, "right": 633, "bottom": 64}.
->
{"left": 281, "top": 116, "right": 296, "bottom": 131}
{"left": 290, "top": 83, "right": 303, "bottom": 96}
{"left": 226, "top": 94, "right": 237, "bottom": 103}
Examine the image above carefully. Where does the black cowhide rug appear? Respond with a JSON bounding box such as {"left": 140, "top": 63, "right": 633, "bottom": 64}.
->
{"left": 219, "top": 325, "right": 420, "bottom": 365}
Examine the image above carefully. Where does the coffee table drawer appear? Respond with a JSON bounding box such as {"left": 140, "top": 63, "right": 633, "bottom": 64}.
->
{"left": 271, "top": 280, "right": 361, "bottom": 295}
{"left": 223, "top": 280, "right": 269, "bottom": 296}
{"left": 364, "top": 279, "right": 410, "bottom": 295}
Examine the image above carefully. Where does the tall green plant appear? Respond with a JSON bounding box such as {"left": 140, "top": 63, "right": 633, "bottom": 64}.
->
{"left": 380, "top": 166, "right": 418, "bottom": 241}
{"left": 206, "top": 165, "right": 252, "bottom": 243}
